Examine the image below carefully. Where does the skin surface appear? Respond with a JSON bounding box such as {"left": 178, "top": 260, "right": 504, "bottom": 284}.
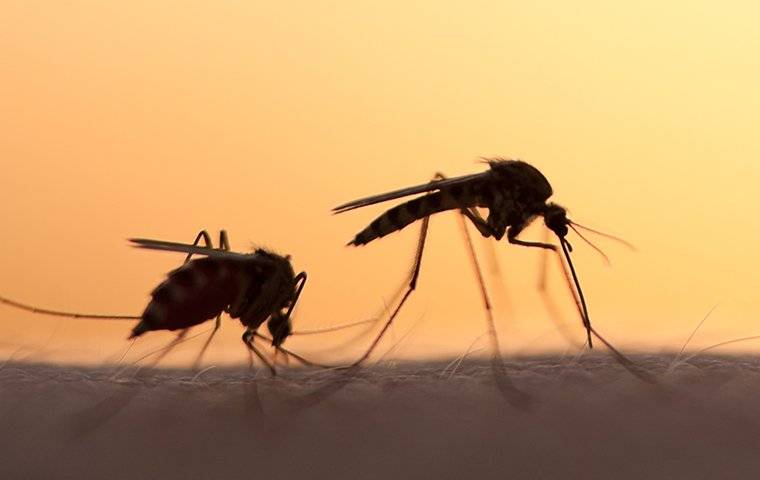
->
{"left": 2, "top": 355, "right": 759, "bottom": 479}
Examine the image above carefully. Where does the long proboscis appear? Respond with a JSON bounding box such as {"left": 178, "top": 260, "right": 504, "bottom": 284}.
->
{"left": 555, "top": 242, "right": 656, "bottom": 384}
{"left": 559, "top": 240, "right": 593, "bottom": 349}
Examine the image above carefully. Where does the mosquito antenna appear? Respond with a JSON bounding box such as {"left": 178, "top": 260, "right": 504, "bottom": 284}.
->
{"left": 0, "top": 294, "right": 140, "bottom": 320}
{"left": 569, "top": 224, "right": 611, "bottom": 266}
{"left": 568, "top": 221, "right": 637, "bottom": 251}
{"left": 559, "top": 239, "right": 593, "bottom": 349}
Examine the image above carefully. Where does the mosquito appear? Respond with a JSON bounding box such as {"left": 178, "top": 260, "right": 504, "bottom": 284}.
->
{"left": 333, "top": 158, "right": 648, "bottom": 392}
{"left": 129, "top": 231, "right": 316, "bottom": 374}
{"left": 0, "top": 230, "right": 369, "bottom": 374}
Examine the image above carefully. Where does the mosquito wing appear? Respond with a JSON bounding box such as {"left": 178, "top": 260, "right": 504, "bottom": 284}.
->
{"left": 333, "top": 171, "right": 487, "bottom": 214}
{"left": 129, "top": 238, "right": 250, "bottom": 260}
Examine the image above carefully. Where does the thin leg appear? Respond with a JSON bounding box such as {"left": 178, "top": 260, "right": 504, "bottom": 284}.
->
{"left": 184, "top": 230, "right": 214, "bottom": 264}
{"left": 0, "top": 294, "right": 140, "bottom": 320}
{"left": 349, "top": 214, "right": 430, "bottom": 367}
{"left": 253, "top": 332, "right": 336, "bottom": 369}
{"left": 508, "top": 235, "right": 556, "bottom": 251}
{"left": 537, "top": 227, "right": 552, "bottom": 291}
{"left": 459, "top": 207, "right": 498, "bottom": 238}
{"left": 118, "top": 329, "right": 189, "bottom": 378}
{"left": 191, "top": 315, "right": 221, "bottom": 370}
{"left": 187, "top": 230, "right": 229, "bottom": 368}
{"left": 246, "top": 348, "right": 255, "bottom": 370}
{"left": 456, "top": 213, "right": 531, "bottom": 407}
{"left": 219, "top": 230, "right": 230, "bottom": 251}
{"left": 242, "top": 330, "right": 276, "bottom": 376}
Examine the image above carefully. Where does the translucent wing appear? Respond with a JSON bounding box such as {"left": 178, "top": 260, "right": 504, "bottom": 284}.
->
{"left": 129, "top": 238, "right": 250, "bottom": 260}
{"left": 332, "top": 171, "right": 488, "bottom": 214}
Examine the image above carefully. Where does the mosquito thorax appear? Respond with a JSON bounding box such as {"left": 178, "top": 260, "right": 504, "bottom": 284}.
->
{"left": 486, "top": 158, "right": 554, "bottom": 202}
{"left": 253, "top": 248, "right": 296, "bottom": 280}
{"left": 543, "top": 202, "right": 569, "bottom": 238}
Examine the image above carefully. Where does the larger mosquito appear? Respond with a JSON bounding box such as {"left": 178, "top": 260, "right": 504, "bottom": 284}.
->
{"left": 334, "top": 158, "right": 644, "bottom": 388}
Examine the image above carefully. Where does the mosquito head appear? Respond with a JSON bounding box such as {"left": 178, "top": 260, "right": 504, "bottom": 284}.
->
{"left": 543, "top": 202, "right": 569, "bottom": 239}
{"left": 268, "top": 271, "right": 308, "bottom": 347}
{"left": 267, "top": 313, "right": 292, "bottom": 347}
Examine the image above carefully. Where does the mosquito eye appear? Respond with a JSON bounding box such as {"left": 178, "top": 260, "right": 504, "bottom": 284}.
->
{"left": 267, "top": 315, "right": 292, "bottom": 347}
{"left": 553, "top": 223, "right": 568, "bottom": 237}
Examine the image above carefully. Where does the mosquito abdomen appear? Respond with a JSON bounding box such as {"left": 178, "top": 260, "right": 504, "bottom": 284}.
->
{"left": 130, "top": 257, "right": 246, "bottom": 337}
{"left": 350, "top": 189, "right": 474, "bottom": 245}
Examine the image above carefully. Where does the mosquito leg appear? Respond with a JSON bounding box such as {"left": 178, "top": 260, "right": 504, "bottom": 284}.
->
{"left": 190, "top": 314, "right": 221, "bottom": 370}
{"left": 219, "top": 230, "right": 230, "bottom": 251}
{"left": 131, "top": 328, "right": 189, "bottom": 375}
{"left": 349, "top": 173, "right": 481, "bottom": 367}
{"left": 456, "top": 213, "right": 531, "bottom": 407}
{"left": 242, "top": 330, "right": 276, "bottom": 376}
{"left": 185, "top": 229, "right": 228, "bottom": 368}
{"left": 348, "top": 214, "right": 431, "bottom": 367}
{"left": 433, "top": 171, "right": 497, "bottom": 240}
{"left": 459, "top": 208, "right": 498, "bottom": 238}
{"left": 433, "top": 173, "right": 512, "bottom": 316}
{"left": 508, "top": 237, "right": 556, "bottom": 250}
{"left": 253, "top": 332, "right": 336, "bottom": 369}
{"left": 537, "top": 227, "right": 552, "bottom": 291}
{"left": 247, "top": 348, "right": 254, "bottom": 370}
{"left": 0, "top": 294, "right": 140, "bottom": 320}
{"left": 183, "top": 230, "right": 214, "bottom": 264}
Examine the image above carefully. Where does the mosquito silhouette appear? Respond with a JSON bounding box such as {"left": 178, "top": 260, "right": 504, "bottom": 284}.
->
{"left": 334, "top": 158, "right": 648, "bottom": 394}
{"left": 0, "top": 230, "right": 371, "bottom": 373}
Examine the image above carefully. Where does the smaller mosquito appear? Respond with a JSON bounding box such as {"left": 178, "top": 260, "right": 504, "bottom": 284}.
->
{"left": 129, "top": 232, "right": 310, "bottom": 373}
{"left": 0, "top": 230, "right": 351, "bottom": 373}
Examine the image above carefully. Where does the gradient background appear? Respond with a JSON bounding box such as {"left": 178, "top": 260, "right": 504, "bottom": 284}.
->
{"left": 1, "top": 1, "right": 759, "bottom": 365}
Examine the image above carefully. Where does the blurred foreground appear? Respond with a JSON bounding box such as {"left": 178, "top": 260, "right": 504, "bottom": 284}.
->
{"left": 2, "top": 355, "right": 760, "bottom": 479}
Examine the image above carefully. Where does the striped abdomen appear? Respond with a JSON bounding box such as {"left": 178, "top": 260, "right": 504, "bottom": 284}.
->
{"left": 131, "top": 256, "right": 264, "bottom": 338}
{"left": 350, "top": 187, "right": 484, "bottom": 246}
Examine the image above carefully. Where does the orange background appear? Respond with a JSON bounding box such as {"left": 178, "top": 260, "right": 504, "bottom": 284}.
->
{"left": 2, "top": 1, "right": 760, "bottom": 365}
